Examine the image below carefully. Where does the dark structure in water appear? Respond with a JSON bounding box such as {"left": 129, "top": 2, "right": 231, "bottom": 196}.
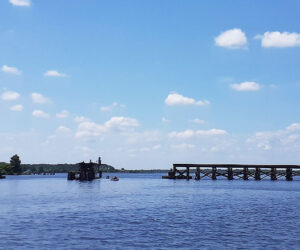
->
{"left": 67, "top": 157, "right": 103, "bottom": 181}
{"left": 163, "top": 164, "right": 300, "bottom": 181}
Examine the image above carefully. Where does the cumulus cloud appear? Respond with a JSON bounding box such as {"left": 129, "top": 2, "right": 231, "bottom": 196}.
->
{"left": 247, "top": 123, "right": 300, "bottom": 152}
{"left": 286, "top": 123, "right": 300, "bottom": 131}
{"left": 100, "top": 102, "right": 125, "bottom": 112}
{"left": 31, "top": 93, "right": 50, "bottom": 104}
{"left": 1, "top": 91, "right": 20, "bottom": 101}
{"left": 57, "top": 126, "right": 71, "bottom": 133}
{"left": 74, "top": 116, "right": 90, "bottom": 123}
{"left": 165, "top": 93, "right": 210, "bottom": 106}
{"left": 105, "top": 117, "right": 140, "bottom": 130}
{"left": 44, "top": 70, "right": 67, "bottom": 77}
{"left": 1, "top": 65, "right": 21, "bottom": 75}
{"left": 215, "top": 28, "right": 247, "bottom": 49}
{"left": 191, "top": 118, "right": 205, "bottom": 124}
{"left": 56, "top": 110, "right": 69, "bottom": 119}
{"left": 230, "top": 81, "right": 261, "bottom": 91}
{"left": 32, "top": 110, "right": 50, "bottom": 119}
{"left": 168, "top": 128, "right": 227, "bottom": 139}
{"left": 9, "top": 0, "right": 30, "bottom": 7}
{"left": 75, "top": 122, "right": 107, "bottom": 138}
{"left": 256, "top": 31, "right": 300, "bottom": 48}
{"left": 75, "top": 116, "right": 140, "bottom": 138}
{"left": 168, "top": 129, "right": 195, "bottom": 139}
{"left": 10, "top": 104, "right": 23, "bottom": 111}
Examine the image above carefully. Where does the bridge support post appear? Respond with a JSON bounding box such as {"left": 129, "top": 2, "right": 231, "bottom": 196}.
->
{"left": 186, "top": 166, "right": 190, "bottom": 180}
{"left": 271, "top": 168, "right": 277, "bottom": 181}
{"left": 212, "top": 167, "right": 217, "bottom": 180}
{"left": 255, "top": 168, "right": 261, "bottom": 180}
{"left": 227, "top": 167, "right": 233, "bottom": 180}
{"left": 286, "top": 168, "right": 293, "bottom": 181}
{"left": 173, "top": 165, "right": 177, "bottom": 179}
{"left": 195, "top": 167, "right": 200, "bottom": 180}
{"left": 243, "top": 167, "right": 249, "bottom": 180}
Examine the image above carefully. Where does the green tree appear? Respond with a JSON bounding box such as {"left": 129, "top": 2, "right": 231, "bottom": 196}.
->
{"left": 10, "top": 154, "right": 22, "bottom": 174}
{"left": 38, "top": 166, "right": 44, "bottom": 174}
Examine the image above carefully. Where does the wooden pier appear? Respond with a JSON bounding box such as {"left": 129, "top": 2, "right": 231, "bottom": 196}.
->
{"left": 162, "top": 164, "right": 300, "bottom": 181}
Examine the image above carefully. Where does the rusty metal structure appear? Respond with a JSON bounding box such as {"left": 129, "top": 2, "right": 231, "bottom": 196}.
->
{"left": 163, "top": 164, "right": 300, "bottom": 181}
{"left": 67, "top": 157, "right": 103, "bottom": 181}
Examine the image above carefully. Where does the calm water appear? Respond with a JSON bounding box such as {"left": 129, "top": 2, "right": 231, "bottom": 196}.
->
{"left": 1, "top": 173, "right": 300, "bottom": 249}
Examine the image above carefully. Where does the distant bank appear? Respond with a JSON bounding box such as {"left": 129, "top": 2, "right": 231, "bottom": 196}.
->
{"left": 1, "top": 161, "right": 168, "bottom": 175}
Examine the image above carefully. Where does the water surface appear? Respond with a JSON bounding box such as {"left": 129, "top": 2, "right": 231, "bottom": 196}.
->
{"left": 1, "top": 173, "right": 300, "bottom": 249}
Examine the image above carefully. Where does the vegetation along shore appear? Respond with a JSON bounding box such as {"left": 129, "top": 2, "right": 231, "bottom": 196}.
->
{"left": 0, "top": 155, "right": 167, "bottom": 176}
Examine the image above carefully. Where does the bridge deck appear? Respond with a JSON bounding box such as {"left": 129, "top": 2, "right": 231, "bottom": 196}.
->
{"left": 162, "top": 163, "right": 300, "bottom": 180}
{"left": 173, "top": 164, "right": 300, "bottom": 169}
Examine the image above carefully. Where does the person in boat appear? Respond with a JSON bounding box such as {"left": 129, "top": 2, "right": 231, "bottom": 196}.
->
{"left": 111, "top": 176, "right": 119, "bottom": 181}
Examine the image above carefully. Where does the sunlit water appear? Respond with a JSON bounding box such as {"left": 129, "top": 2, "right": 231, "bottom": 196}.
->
{"left": 1, "top": 173, "right": 300, "bottom": 249}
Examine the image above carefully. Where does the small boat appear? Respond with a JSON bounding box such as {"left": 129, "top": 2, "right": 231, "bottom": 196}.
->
{"left": 0, "top": 175, "right": 6, "bottom": 179}
{"left": 106, "top": 176, "right": 110, "bottom": 179}
{"left": 111, "top": 176, "right": 119, "bottom": 181}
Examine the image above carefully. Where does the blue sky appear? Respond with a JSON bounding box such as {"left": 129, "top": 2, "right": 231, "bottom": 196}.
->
{"left": 1, "top": 0, "right": 300, "bottom": 168}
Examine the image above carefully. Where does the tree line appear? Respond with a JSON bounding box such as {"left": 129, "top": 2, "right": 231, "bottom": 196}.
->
{"left": 0, "top": 155, "right": 116, "bottom": 175}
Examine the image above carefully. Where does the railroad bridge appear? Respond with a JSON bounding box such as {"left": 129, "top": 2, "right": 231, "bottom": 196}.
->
{"left": 163, "top": 164, "right": 300, "bottom": 181}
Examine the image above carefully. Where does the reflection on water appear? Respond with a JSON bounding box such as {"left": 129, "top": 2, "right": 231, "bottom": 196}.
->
{"left": 1, "top": 173, "right": 300, "bottom": 249}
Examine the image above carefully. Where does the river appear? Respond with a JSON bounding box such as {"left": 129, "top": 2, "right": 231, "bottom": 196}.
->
{"left": 1, "top": 173, "right": 300, "bottom": 249}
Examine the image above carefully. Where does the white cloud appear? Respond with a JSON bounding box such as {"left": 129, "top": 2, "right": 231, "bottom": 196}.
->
{"left": 191, "top": 118, "right": 205, "bottom": 124}
{"left": 56, "top": 110, "right": 69, "bottom": 119}
{"left": 44, "top": 70, "right": 67, "bottom": 77}
{"left": 165, "top": 93, "right": 210, "bottom": 106}
{"left": 105, "top": 117, "right": 140, "bottom": 130}
{"left": 140, "top": 145, "right": 161, "bottom": 152}
{"left": 286, "top": 123, "right": 300, "bottom": 131}
{"left": 172, "top": 143, "right": 195, "bottom": 149}
{"left": 169, "top": 129, "right": 227, "bottom": 139}
{"left": 76, "top": 116, "right": 140, "bottom": 138}
{"left": 31, "top": 93, "right": 50, "bottom": 104}
{"left": 100, "top": 102, "right": 125, "bottom": 112}
{"left": 168, "top": 129, "right": 195, "bottom": 139}
{"left": 100, "top": 102, "right": 118, "bottom": 112}
{"left": 256, "top": 32, "right": 300, "bottom": 48}
{"left": 75, "top": 121, "right": 106, "bottom": 138}
{"left": 9, "top": 0, "right": 30, "bottom": 7}
{"left": 247, "top": 123, "right": 300, "bottom": 152}
{"left": 1, "top": 91, "right": 20, "bottom": 101}
{"left": 1, "top": 65, "right": 21, "bottom": 75}
{"left": 74, "top": 116, "right": 90, "bottom": 123}
{"left": 57, "top": 126, "right": 71, "bottom": 133}
{"left": 10, "top": 104, "right": 23, "bottom": 111}
{"left": 230, "top": 81, "right": 261, "bottom": 91}
{"left": 215, "top": 28, "right": 247, "bottom": 49}
{"left": 196, "top": 129, "right": 227, "bottom": 136}
{"left": 32, "top": 110, "right": 50, "bottom": 119}
{"left": 162, "top": 117, "right": 171, "bottom": 123}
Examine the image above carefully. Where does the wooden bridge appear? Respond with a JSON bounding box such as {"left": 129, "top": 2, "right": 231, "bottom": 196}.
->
{"left": 162, "top": 164, "right": 300, "bottom": 181}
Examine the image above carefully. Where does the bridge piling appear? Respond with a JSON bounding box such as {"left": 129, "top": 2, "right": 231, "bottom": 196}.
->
{"left": 227, "top": 167, "right": 233, "bottom": 180}
{"left": 212, "top": 167, "right": 217, "bottom": 180}
{"left": 286, "top": 168, "right": 293, "bottom": 181}
{"left": 271, "top": 168, "right": 277, "bottom": 181}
